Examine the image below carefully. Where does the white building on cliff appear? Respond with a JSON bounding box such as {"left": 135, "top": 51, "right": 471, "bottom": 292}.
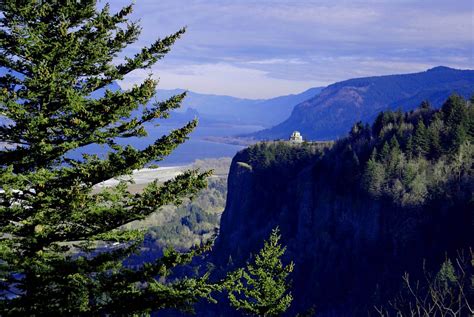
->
{"left": 289, "top": 131, "right": 303, "bottom": 143}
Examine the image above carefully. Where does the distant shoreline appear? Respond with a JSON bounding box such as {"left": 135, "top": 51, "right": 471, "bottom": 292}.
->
{"left": 202, "top": 136, "right": 259, "bottom": 147}
{"left": 96, "top": 156, "right": 233, "bottom": 189}
{"left": 96, "top": 165, "right": 191, "bottom": 188}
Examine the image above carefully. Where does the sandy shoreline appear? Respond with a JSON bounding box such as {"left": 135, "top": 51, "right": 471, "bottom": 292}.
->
{"left": 96, "top": 165, "right": 191, "bottom": 188}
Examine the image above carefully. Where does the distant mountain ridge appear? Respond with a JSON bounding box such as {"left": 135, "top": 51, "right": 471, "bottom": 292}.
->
{"left": 250, "top": 66, "right": 474, "bottom": 140}
{"left": 0, "top": 65, "right": 323, "bottom": 131}
{"left": 156, "top": 87, "right": 324, "bottom": 127}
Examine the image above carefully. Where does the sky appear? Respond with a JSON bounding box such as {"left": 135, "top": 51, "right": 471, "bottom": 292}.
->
{"left": 110, "top": 0, "right": 474, "bottom": 99}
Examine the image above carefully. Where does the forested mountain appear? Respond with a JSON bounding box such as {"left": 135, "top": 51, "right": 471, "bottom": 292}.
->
{"left": 250, "top": 66, "right": 474, "bottom": 140}
{"left": 211, "top": 95, "right": 473, "bottom": 316}
{"left": 156, "top": 87, "right": 323, "bottom": 127}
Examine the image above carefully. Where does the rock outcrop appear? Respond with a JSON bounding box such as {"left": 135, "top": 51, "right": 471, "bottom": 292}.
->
{"left": 212, "top": 138, "right": 472, "bottom": 316}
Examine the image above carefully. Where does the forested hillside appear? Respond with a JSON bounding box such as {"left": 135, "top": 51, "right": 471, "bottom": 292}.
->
{"left": 212, "top": 94, "right": 473, "bottom": 316}
{"left": 120, "top": 158, "right": 231, "bottom": 267}
{"left": 250, "top": 66, "right": 474, "bottom": 140}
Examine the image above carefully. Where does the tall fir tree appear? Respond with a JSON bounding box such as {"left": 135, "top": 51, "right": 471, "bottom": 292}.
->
{"left": 441, "top": 94, "right": 469, "bottom": 153}
{"left": 227, "top": 228, "right": 294, "bottom": 317}
{"left": 427, "top": 113, "right": 443, "bottom": 159}
{"left": 387, "top": 136, "right": 401, "bottom": 177}
{"left": 412, "top": 120, "right": 429, "bottom": 157}
{"left": 363, "top": 148, "right": 385, "bottom": 197}
{"left": 0, "top": 1, "right": 225, "bottom": 315}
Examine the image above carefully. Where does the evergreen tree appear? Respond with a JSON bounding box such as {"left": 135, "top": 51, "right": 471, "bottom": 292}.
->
{"left": 227, "top": 228, "right": 294, "bottom": 317}
{"left": 441, "top": 95, "right": 469, "bottom": 153}
{"left": 387, "top": 136, "right": 401, "bottom": 177}
{"left": 379, "top": 141, "right": 391, "bottom": 162}
{"left": 363, "top": 149, "right": 385, "bottom": 197}
{"left": 372, "top": 111, "right": 386, "bottom": 137}
{"left": 427, "top": 113, "right": 443, "bottom": 159}
{"left": 350, "top": 121, "right": 365, "bottom": 138}
{"left": 0, "top": 1, "right": 226, "bottom": 315}
{"left": 405, "top": 136, "right": 414, "bottom": 160}
{"left": 413, "top": 120, "right": 429, "bottom": 157}
{"left": 420, "top": 100, "right": 431, "bottom": 110}
{"left": 442, "top": 94, "right": 466, "bottom": 128}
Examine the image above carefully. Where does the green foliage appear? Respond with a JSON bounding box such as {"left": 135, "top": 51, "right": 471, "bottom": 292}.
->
{"left": 120, "top": 159, "right": 231, "bottom": 253}
{"left": 245, "top": 141, "right": 328, "bottom": 173}
{"left": 413, "top": 120, "right": 429, "bottom": 156}
{"left": 227, "top": 228, "right": 294, "bottom": 316}
{"left": 217, "top": 95, "right": 472, "bottom": 316}
{"left": 0, "top": 2, "right": 296, "bottom": 314}
{"left": 361, "top": 95, "right": 473, "bottom": 206}
{"left": 0, "top": 1, "right": 227, "bottom": 315}
{"left": 363, "top": 153, "right": 385, "bottom": 197}
{"left": 141, "top": 177, "right": 226, "bottom": 251}
{"left": 442, "top": 95, "right": 469, "bottom": 153}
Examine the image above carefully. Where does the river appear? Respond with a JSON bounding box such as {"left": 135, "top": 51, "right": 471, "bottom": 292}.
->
{"left": 67, "top": 121, "right": 263, "bottom": 166}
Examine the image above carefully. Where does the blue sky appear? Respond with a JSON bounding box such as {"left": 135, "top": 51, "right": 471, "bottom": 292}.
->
{"left": 111, "top": 0, "right": 474, "bottom": 99}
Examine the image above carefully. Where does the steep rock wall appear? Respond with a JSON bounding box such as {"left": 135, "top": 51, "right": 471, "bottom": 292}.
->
{"left": 212, "top": 141, "right": 472, "bottom": 316}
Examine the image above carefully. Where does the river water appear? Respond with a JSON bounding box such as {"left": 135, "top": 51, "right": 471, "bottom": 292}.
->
{"left": 68, "top": 121, "right": 262, "bottom": 166}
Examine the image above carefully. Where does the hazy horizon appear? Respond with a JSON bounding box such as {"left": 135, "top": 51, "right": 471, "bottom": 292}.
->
{"left": 109, "top": 0, "right": 473, "bottom": 98}
{"left": 120, "top": 65, "right": 473, "bottom": 100}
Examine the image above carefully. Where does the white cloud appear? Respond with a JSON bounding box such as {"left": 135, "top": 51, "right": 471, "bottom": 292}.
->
{"left": 246, "top": 58, "right": 307, "bottom": 65}
{"left": 110, "top": 0, "right": 474, "bottom": 98}
{"left": 118, "top": 63, "right": 323, "bottom": 99}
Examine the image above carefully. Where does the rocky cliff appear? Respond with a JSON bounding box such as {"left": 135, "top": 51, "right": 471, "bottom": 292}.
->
{"left": 212, "top": 98, "right": 473, "bottom": 315}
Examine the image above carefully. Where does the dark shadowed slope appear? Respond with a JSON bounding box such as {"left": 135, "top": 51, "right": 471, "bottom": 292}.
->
{"left": 212, "top": 96, "right": 473, "bottom": 316}
{"left": 250, "top": 66, "right": 474, "bottom": 140}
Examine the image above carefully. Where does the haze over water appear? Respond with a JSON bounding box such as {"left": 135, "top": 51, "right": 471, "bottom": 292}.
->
{"left": 69, "top": 122, "right": 262, "bottom": 166}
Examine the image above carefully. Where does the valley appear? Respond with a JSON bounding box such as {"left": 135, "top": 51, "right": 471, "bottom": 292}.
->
{"left": 210, "top": 95, "right": 473, "bottom": 316}
{"left": 89, "top": 69, "right": 474, "bottom": 316}
{"left": 2, "top": 2, "right": 472, "bottom": 315}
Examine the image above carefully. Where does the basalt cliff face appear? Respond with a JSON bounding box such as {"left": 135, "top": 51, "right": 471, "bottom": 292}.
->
{"left": 212, "top": 99, "right": 473, "bottom": 316}
{"left": 213, "top": 145, "right": 392, "bottom": 315}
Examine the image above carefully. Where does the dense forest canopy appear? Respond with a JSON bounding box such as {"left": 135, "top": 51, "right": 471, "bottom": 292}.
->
{"left": 356, "top": 94, "right": 472, "bottom": 205}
